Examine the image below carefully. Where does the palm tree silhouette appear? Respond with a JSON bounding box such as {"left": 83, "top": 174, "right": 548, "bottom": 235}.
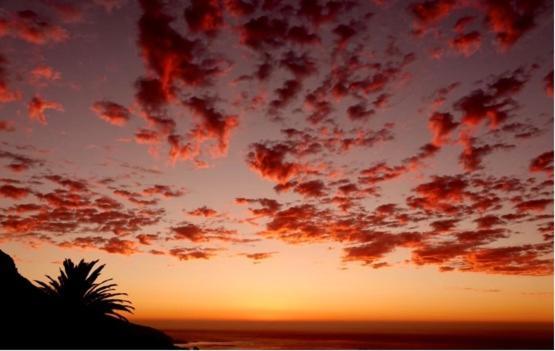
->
{"left": 35, "top": 258, "right": 134, "bottom": 320}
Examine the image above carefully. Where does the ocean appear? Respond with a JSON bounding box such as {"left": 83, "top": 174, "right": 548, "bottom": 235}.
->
{"left": 138, "top": 320, "right": 555, "bottom": 349}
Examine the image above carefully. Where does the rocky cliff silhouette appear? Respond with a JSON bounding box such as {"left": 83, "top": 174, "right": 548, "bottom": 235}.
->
{"left": 0, "top": 250, "right": 176, "bottom": 349}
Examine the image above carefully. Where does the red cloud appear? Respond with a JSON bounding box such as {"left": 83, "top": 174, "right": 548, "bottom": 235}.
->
{"left": 287, "top": 25, "right": 321, "bottom": 45}
{"left": 529, "top": 151, "right": 553, "bottom": 175}
{"left": 453, "top": 16, "right": 475, "bottom": 32}
{"left": 143, "top": 185, "right": 183, "bottom": 198}
{"left": 514, "top": 199, "right": 552, "bottom": 213}
{"left": 430, "top": 219, "right": 458, "bottom": 233}
{"left": 134, "top": 78, "right": 171, "bottom": 114}
{"left": 544, "top": 71, "right": 553, "bottom": 97}
{"left": 135, "top": 0, "right": 226, "bottom": 114}
{"left": 454, "top": 69, "right": 528, "bottom": 129}
{"left": 235, "top": 197, "right": 282, "bottom": 217}
{"left": 484, "top": 0, "right": 547, "bottom": 49}
{"left": 136, "top": 234, "right": 158, "bottom": 245}
{"left": 48, "top": 2, "right": 83, "bottom": 23}
{"left": 343, "top": 232, "right": 421, "bottom": 265}
{"left": 224, "top": 0, "right": 257, "bottom": 17}
{"left": 465, "top": 243, "right": 553, "bottom": 275}
{"left": 304, "top": 86, "right": 333, "bottom": 124}
{"left": 450, "top": 31, "right": 481, "bottom": 56}
{"left": 91, "top": 100, "right": 131, "bottom": 126}
{"left": 172, "top": 223, "right": 205, "bottom": 242}
{"left": 9, "top": 203, "right": 43, "bottom": 213}
{"left": 261, "top": 204, "right": 328, "bottom": 243}
{"left": 0, "top": 120, "right": 14, "bottom": 132}
{"left": 407, "top": 175, "right": 468, "bottom": 213}
{"left": 459, "top": 134, "right": 514, "bottom": 172}
{"left": 113, "top": 189, "right": 158, "bottom": 206}
{"left": 246, "top": 142, "right": 304, "bottom": 183}
{"left": 239, "top": 16, "right": 288, "bottom": 49}
{"left": 39, "top": 189, "right": 91, "bottom": 209}
{"left": 94, "top": 0, "right": 126, "bottom": 13}
{"left": 269, "top": 79, "right": 302, "bottom": 113}
{"left": 59, "top": 236, "right": 105, "bottom": 250}
{"left": 428, "top": 82, "right": 459, "bottom": 111}
{"left": 408, "top": 0, "right": 456, "bottom": 35}
{"left": 412, "top": 241, "right": 474, "bottom": 266}
{"left": 0, "top": 171, "right": 167, "bottom": 242}
{"left": 0, "top": 150, "right": 44, "bottom": 172}
{"left": 359, "top": 142, "right": 438, "bottom": 184}
{"left": 474, "top": 215, "right": 504, "bottom": 229}
{"left": 359, "top": 162, "right": 406, "bottom": 185}
{"left": 169, "top": 247, "right": 217, "bottom": 261}
{"left": 29, "top": 65, "right": 61, "bottom": 86}
{"left": 496, "top": 122, "right": 541, "bottom": 139}
{"left": 347, "top": 103, "right": 374, "bottom": 121}
{"left": 45, "top": 175, "right": 88, "bottom": 192}
{"left": 333, "top": 22, "right": 358, "bottom": 49}
{"left": 0, "top": 185, "right": 31, "bottom": 199}
{"left": 293, "top": 180, "right": 326, "bottom": 198}
{"left": 188, "top": 206, "right": 218, "bottom": 217}
{"left": 28, "top": 96, "right": 64, "bottom": 124}
{"left": 102, "top": 237, "right": 138, "bottom": 255}
{"left": 279, "top": 51, "right": 317, "bottom": 79}
{"left": 135, "top": 129, "right": 161, "bottom": 144}
{"left": 428, "top": 112, "right": 458, "bottom": 146}
{"left": 94, "top": 196, "right": 122, "bottom": 210}
{"left": 0, "top": 10, "right": 69, "bottom": 45}
{"left": 297, "top": 0, "right": 354, "bottom": 26}
{"left": 241, "top": 251, "right": 275, "bottom": 262}
{"left": 182, "top": 96, "right": 239, "bottom": 157}
{"left": 0, "top": 54, "right": 20, "bottom": 103}
{"left": 184, "top": 0, "right": 223, "bottom": 36}
{"left": 373, "top": 93, "right": 390, "bottom": 109}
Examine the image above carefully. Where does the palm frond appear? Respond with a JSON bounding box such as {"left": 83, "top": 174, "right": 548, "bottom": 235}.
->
{"left": 35, "top": 258, "right": 133, "bottom": 320}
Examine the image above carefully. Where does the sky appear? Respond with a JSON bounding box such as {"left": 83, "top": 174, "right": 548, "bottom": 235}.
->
{"left": 0, "top": 0, "right": 553, "bottom": 323}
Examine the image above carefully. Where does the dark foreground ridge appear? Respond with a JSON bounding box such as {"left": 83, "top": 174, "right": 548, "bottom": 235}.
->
{"left": 0, "top": 250, "right": 176, "bottom": 349}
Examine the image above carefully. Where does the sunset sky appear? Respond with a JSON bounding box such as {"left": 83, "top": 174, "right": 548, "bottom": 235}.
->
{"left": 0, "top": 0, "right": 553, "bottom": 323}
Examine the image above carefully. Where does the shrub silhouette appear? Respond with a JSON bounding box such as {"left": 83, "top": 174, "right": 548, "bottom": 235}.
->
{"left": 36, "top": 258, "right": 134, "bottom": 320}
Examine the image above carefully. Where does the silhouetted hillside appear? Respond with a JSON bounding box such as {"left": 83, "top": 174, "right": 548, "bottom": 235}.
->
{"left": 0, "top": 250, "right": 177, "bottom": 349}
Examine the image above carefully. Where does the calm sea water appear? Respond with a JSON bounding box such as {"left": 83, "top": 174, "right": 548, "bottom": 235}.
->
{"left": 140, "top": 321, "right": 555, "bottom": 350}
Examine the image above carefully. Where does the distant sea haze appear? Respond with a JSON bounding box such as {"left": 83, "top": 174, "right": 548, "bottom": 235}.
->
{"left": 138, "top": 320, "right": 555, "bottom": 349}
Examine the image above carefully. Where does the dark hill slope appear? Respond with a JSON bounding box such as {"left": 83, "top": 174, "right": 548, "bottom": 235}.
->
{"left": 0, "top": 250, "right": 176, "bottom": 349}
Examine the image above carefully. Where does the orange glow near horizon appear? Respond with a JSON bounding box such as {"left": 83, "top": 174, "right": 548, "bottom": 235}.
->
{"left": 7, "top": 242, "right": 553, "bottom": 323}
